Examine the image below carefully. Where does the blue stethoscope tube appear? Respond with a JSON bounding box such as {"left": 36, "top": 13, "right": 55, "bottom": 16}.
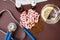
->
{"left": 0, "top": 9, "right": 35, "bottom": 40}
{"left": 23, "top": 27, "right": 35, "bottom": 40}
{"left": 4, "top": 32, "right": 12, "bottom": 40}
{"left": 4, "top": 28, "right": 35, "bottom": 40}
{"left": 4, "top": 27, "right": 35, "bottom": 40}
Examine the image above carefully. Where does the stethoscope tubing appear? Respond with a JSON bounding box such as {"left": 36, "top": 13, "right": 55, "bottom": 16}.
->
{"left": 0, "top": 9, "right": 35, "bottom": 40}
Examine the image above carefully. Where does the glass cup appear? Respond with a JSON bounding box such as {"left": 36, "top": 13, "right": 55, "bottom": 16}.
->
{"left": 41, "top": 4, "right": 60, "bottom": 24}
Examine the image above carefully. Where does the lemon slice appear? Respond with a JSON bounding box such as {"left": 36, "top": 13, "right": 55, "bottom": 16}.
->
{"left": 41, "top": 4, "right": 60, "bottom": 24}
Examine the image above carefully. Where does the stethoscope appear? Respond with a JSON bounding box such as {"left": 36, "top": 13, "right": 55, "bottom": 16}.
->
{"left": 0, "top": 22, "right": 16, "bottom": 40}
{"left": 4, "top": 22, "right": 17, "bottom": 40}
{"left": 1, "top": 0, "right": 60, "bottom": 40}
{"left": 0, "top": 0, "right": 38, "bottom": 40}
{"left": 0, "top": 9, "right": 35, "bottom": 40}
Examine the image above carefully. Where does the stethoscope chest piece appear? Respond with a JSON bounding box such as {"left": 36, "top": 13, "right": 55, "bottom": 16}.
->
{"left": 8, "top": 22, "right": 17, "bottom": 32}
{"left": 41, "top": 4, "right": 60, "bottom": 24}
{"left": 4, "top": 22, "right": 17, "bottom": 40}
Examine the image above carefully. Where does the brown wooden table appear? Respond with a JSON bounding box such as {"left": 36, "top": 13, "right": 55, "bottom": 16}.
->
{"left": 0, "top": 0, "right": 60, "bottom": 40}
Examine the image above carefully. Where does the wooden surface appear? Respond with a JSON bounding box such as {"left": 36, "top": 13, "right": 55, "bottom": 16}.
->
{"left": 0, "top": 0, "right": 60, "bottom": 40}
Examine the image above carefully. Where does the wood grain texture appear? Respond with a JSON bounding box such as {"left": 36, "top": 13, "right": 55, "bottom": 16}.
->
{"left": 0, "top": 0, "right": 60, "bottom": 40}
